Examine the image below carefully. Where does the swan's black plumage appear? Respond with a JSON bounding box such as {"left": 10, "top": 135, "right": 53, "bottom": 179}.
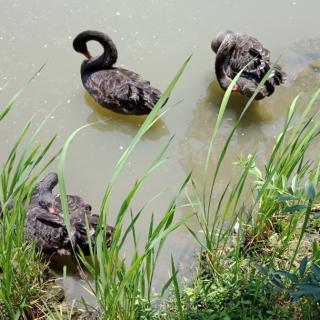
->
{"left": 73, "top": 30, "right": 162, "bottom": 115}
{"left": 211, "top": 30, "right": 286, "bottom": 99}
{"left": 25, "top": 172, "right": 114, "bottom": 255}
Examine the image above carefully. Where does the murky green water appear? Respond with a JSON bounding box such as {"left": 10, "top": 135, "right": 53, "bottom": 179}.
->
{"left": 1, "top": 0, "right": 320, "bottom": 304}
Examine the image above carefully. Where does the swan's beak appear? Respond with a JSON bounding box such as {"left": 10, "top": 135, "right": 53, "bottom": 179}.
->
{"left": 48, "top": 207, "right": 56, "bottom": 214}
{"left": 232, "top": 85, "right": 239, "bottom": 92}
{"left": 84, "top": 51, "right": 92, "bottom": 60}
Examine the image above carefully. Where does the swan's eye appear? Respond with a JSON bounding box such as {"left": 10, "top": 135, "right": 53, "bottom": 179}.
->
{"left": 85, "top": 204, "right": 92, "bottom": 211}
{"left": 39, "top": 200, "right": 47, "bottom": 209}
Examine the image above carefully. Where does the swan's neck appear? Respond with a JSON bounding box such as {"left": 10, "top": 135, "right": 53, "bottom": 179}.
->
{"left": 82, "top": 34, "right": 118, "bottom": 74}
{"left": 215, "top": 36, "right": 236, "bottom": 90}
{"left": 216, "top": 53, "right": 232, "bottom": 90}
{"left": 30, "top": 174, "right": 57, "bottom": 206}
{"left": 37, "top": 173, "right": 58, "bottom": 194}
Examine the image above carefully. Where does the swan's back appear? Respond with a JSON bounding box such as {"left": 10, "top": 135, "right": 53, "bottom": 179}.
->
{"left": 226, "top": 33, "right": 272, "bottom": 80}
{"left": 82, "top": 67, "right": 161, "bottom": 115}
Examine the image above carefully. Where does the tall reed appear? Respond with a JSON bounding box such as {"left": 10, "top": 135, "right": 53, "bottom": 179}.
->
{"left": 0, "top": 79, "right": 60, "bottom": 318}
{"left": 57, "top": 57, "right": 192, "bottom": 319}
{"left": 187, "top": 66, "right": 320, "bottom": 271}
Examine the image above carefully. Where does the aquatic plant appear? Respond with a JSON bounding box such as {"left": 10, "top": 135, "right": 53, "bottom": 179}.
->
{"left": 0, "top": 71, "right": 62, "bottom": 318}
{"left": 186, "top": 63, "right": 320, "bottom": 267}
{"left": 1, "top": 59, "right": 320, "bottom": 319}
{"left": 161, "top": 71, "right": 320, "bottom": 318}
{"left": 260, "top": 255, "right": 320, "bottom": 302}
{"left": 56, "top": 57, "right": 192, "bottom": 319}
{"left": 184, "top": 65, "right": 277, "bottom": 271}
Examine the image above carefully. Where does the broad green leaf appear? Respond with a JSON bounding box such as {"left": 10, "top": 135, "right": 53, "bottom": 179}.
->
{"left": 306, "top": 180, "right": 316, "bottom": 201}
{"left": 281, "top": 204, "right": 308, "bottom": 214}
{"left": 299, "top": 256, "right": 308, "bottom": 277}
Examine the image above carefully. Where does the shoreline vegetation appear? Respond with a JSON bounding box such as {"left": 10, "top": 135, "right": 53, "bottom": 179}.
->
{"left": 1, "top": 60, "right": 320, "bottom": 319}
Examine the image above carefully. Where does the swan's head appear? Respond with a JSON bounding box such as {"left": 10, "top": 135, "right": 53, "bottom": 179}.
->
{"left": 73, "top": 30, "right": 118, "bottom": 67}
{"left": 73, "top": 31, "right": 95, "bottom": 59}
{"left": 106, "top": 225, "right": 115, "bottom": 247}
{"left": 39, "top": 172, "right": 58, "bottom": 192}
{"left": 35, "top": 172, "right": 58, "bottom": 214}
{"left": 39, "top": 194, "right": 56, "bottom": 214}
{"left": 211, "top": 30, "right": 234, "bottom": 53}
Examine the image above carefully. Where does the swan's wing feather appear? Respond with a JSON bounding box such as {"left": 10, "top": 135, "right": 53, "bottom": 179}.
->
{"left": 85, "top": 69, "right": 139, "bottom": 105}
{"left": 36, "top": 211, "right": 65, "bottom": 228}
{"left": 231, "top": 34, "right": 286, "bottom": 86}
{"left": 229, "top": 34, "right": 271, "bottom": 77}
{"left": 215, "top": 32, "right": 286, "bottom": 98}
{"left": 54, "top": 195, "right": 89, "bottom": 214}
{"left": 88, "top": 214, "right": 99, "bottom": 228}
{"left": 84, "top": 68, "right": 161, "bottom": 114}
{"left": 25, "top": 207, "right": 68, "bottom": 252}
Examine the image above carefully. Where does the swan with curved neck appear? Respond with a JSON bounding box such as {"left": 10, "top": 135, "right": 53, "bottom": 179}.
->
{"left": 73, "top": 30, "right": 163, "bottom": 115}
{"left": 211, "top": 30, "right": 286, "bottom": 100}
{"left": 25, "top": 172, "right": 114, "bottom": 255}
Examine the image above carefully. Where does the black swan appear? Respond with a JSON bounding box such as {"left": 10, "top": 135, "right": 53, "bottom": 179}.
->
{"left": 73, "top": 30, "right": 163, "bottom": 115}
{"left": 25, "top": 172, "right": 114, "bottom": 255}
{"left": 211, "top": 30, "right": 286, "bottom": 100}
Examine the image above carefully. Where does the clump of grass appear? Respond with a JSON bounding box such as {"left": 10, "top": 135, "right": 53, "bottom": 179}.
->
{"left": 56, "top": 57, "right": 193, "bottom": 319}
{"left": 160, "top": 69, "right": 320, "bottom": 318}
{"left": 184, "top": 66, "right": 275, "bottom": 273}
{"left": 2, "top": 58, "right": 320, "bottom": 320}
{"left": 0, "top": 57, "right": 193, "bottom": 319}
{"left": 153, "top": 267, "right": 302, "bottom": 320}
{"left": 243, "top": 89, "right": 320, "bottom": 244}
{"left": 187, "top": 66, "right": 320, "bottom": 265}
{"left": 0, "top": 82, "right": 61, "bottom": 318}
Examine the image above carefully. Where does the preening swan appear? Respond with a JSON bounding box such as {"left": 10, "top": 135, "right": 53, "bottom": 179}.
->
{"left": 73, "top": 30, "right": 163, "bottom": 115}
{"left": 211, "top": 30, "right": 286, "bottom": 100}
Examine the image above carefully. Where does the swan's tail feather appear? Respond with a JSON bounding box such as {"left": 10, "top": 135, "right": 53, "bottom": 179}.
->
{"left": 139, "top": 85, "right": 163, "bottom": 111}
{"left": 268, "top": 64, "right": 287, "bottom": 87}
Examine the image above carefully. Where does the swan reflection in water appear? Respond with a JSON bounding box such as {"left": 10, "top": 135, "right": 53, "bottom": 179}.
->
{"left": 84, "top": 92, "right": 170, "bottom": 141}
{"left": 178, "top": 77, "right": 285, "bottom": 189}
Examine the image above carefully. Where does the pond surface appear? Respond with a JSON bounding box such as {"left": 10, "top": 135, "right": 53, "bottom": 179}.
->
{"left": 1, "top": 0, "right": 320, "bottom": 305}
